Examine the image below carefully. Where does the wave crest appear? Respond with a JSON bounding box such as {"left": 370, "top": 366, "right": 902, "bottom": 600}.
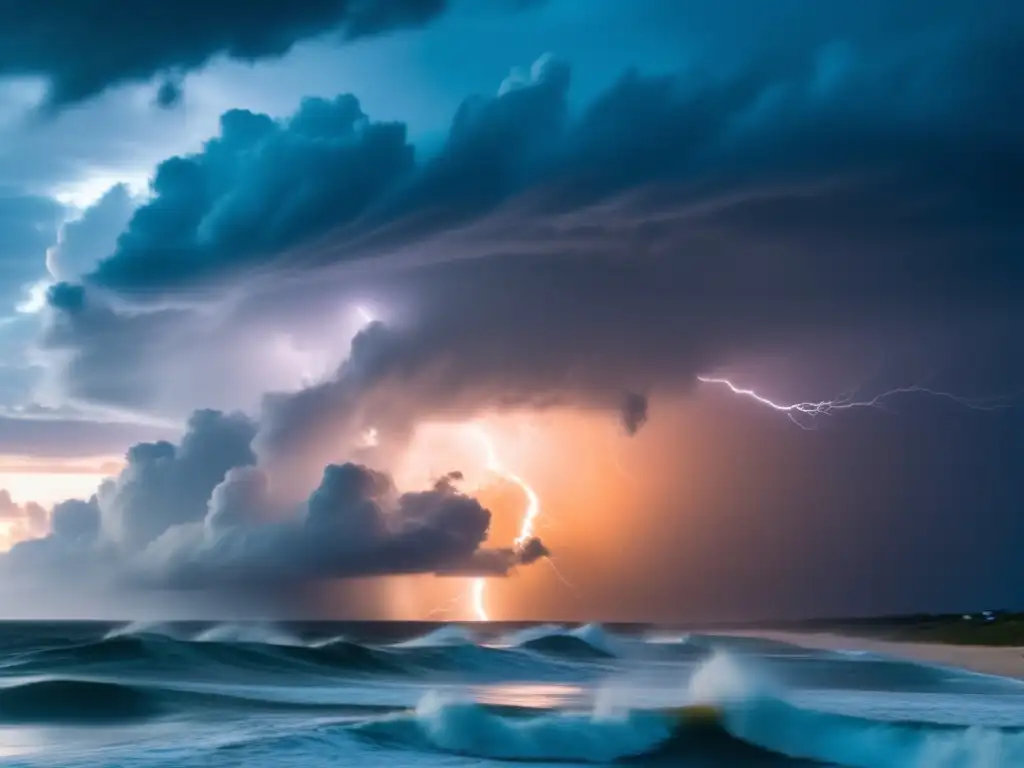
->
{"left": 355, "top": 652, "right": 1024, "bottom": 765}
{"left": 392, "top": 625, "right": 478, "bottom": 648}
{"left": 355, "top": 691, "right": 675, "bottom": 762}
{"left": 502, "top": 624, "right": 621, "bottom": 659}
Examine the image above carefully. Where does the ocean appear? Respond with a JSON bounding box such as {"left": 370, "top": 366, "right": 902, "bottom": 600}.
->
{"left": 0, "top": 622, "right": 1021, "bottom": 767}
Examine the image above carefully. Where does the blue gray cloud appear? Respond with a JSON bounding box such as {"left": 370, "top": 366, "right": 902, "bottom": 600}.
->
{"left": 2, "top": 406, "right": 547, "bottom": 594}
{"left": 0, "top": 0, "right": 542, "bottom": 109}
{"left": 37, "top": 15, "right": 1022, "bottom": 462}
{"left": 71, "top": 25, "right": 1022, "bottom": 301}
{"left": 46, "top": 184, "right": 137, "bottom": 282}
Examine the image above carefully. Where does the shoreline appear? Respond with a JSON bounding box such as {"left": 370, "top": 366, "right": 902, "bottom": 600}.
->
{"left": 724, "top": 630, "right": 1024, "bottom": 682}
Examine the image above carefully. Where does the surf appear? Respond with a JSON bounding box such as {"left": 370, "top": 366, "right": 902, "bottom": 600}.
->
{"left": 0, "top": 622, "right": 610, "bottom": 683}
{"left": 352, "top": 651, "right": 1024, "bottom": 766}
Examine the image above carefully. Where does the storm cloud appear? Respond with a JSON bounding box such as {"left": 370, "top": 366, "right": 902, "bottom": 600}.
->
{"left": 1, "top": 406, "right": 548, "bottom": 593}
{"left": 74, "top": 29, "right": 1024, "bottom": 300}
{"left": 0, "top": 0, "right": 454, "bottom": 109}
{"left": 139, "top": 462, "right": 543, "bottom": 588}
{"left": 36, "top": 14, "right": 1023, "bottom": 456}
{"left": 2, "top": 0, "right": 1022, "bottom": 619}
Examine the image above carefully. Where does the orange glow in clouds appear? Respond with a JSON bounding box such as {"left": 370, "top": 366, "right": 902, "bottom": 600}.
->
{"left": 350, "top": 302, "right": 550, "bottom": 622}
{"left": 464, "top": 424, "right": 543, "bottom": 621}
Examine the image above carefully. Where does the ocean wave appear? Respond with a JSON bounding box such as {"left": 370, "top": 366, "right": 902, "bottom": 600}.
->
{"left": 353, "top": 691, "right": 676, "bottom": 762}
{"left": 723, "top": 696, "right": 1024, "bottom": 767}
{"left": 352, "top": 652, "right": 1024, "bottom": 766}
{"left": 390, "top": 625, "right": 479, "bottom": 648}
{"left": 501, "top": 623, "right": 622, "bottom": 659}
{"left": 351, "top": 691, "right": 795, "bottom": 763}
{"left": 8, "top": 632, "right": 400, "bottom": 680}
{"left": 0, "top": 678, "right": 163, "bottom": 722}
{"left": 2, "top": 623, "right": 596, "bottom": 682}
{"left": 103, "top": 619, "right": 173, "bottom": 641}
{"left": 0, "top": 675, "right": 408, "bottom": 725}
{"left": 193, "top": 622, "right": 306, "bottom": 646}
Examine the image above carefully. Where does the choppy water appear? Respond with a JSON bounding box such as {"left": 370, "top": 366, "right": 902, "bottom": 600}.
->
{"left": 0, "top": 621, "right": 1022, "bottom": 767}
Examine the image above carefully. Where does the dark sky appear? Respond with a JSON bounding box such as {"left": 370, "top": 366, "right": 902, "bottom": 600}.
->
{"left": 0, "top": 0, "right": 1020, "bottom": 620}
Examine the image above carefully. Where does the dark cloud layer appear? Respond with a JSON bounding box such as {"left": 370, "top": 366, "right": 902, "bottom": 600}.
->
{"left": 3, "top": 1, "right": 1022, "bottom": 618}
{"left": 39, "top": 12, "right": 1024, "bottom": 460}
{"left": 91, "top": 96, "right": 417, "bottom": 294}
{"left": 0, "top": 0, "right": 541, "bottom": 109}
{"left": 78, "top": 26, "right": 1024, "bottom": 301}
{"left": 19, "top": 4, "right": 1024, "bottom": 618}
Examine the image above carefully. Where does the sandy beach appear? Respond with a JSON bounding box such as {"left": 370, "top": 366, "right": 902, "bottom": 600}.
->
{"left": 728, "top": 630, "right": 1024, "bottom": 682}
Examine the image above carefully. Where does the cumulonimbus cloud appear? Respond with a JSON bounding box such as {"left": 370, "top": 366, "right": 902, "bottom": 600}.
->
{"left": 0, "top": 408, "right": 549, "bottom": 594}
{"left": 34, "top": 24, "right": 1024, "bottom": 464}
{"left": 28, "top": 10, "right": 1024, "bottom": 519}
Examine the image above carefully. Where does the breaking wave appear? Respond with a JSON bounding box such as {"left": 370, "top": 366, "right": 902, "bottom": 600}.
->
{"left": 353, "top": 652, "right": 1024, "bottom": 766}
{"left": 503, "top": 624, "right": 621, "bottom": 658}
{"left": 4, "top": 623, "right": 1022, "bottom": 766}
{"left": 392, "top": 624, "right": 478, "bottom": 648}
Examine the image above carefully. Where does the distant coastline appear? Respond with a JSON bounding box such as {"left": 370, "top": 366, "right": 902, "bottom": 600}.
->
{"left": 750, "top": 611, "right": 1024, "bottom": 647}
{"left": 723, "top": 621, "right": 1024, "bottom": 682}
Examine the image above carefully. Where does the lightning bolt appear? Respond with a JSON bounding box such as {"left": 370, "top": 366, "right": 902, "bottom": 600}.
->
{"left": 697, "top": 375, "right": 1009, "bottom": 429}
{"left": 470, "top": 578, "right": 489, "bottom": 622}
{"left": 464, "top": 424, "right": 543, "bottom": 622}
{"left": 351, "top": 306, "right": 563, "bottom": 621}
{"left": 350, "top": 306, "right": 504, "bottom": 621}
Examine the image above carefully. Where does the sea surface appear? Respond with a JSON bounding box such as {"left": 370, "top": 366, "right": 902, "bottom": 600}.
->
{"left": 0, "top": 621, "right": 1022, "bottom": 767}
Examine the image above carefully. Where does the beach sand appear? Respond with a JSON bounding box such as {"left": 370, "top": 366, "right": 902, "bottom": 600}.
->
{"left": 727, "top": 630, "right": 1024, "bottom": 681}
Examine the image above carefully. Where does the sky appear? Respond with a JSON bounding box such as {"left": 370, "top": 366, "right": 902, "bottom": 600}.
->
{"left": 0, "top": 0, "right": 1021, "bottom": 621}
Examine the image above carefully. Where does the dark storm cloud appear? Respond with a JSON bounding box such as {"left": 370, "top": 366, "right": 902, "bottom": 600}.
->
{"left": 90, "top": 96, "right": 417, "bottom": 294}
{"left": 0, "top": 0, "right": 542, "bottom": 109}
{"left": 41, "top": 5, "right": 1024, "bottom": 457}
{"left": 84, "top": 53, "right": 572, "bottom": 294}
{"left": 254, "top": 314, "right": 674, "bottom": 478}
{"left": 0, "top": 0, "right": 442, "bottom": 109}
{"left": 140, "top": 461, "right": 544, "bottom": 588}
{"left": 1, "top": 407, "right": 548, "bottom": 591}
{"left": 77, "top": 24, "right": 1024, "bottom": 299}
